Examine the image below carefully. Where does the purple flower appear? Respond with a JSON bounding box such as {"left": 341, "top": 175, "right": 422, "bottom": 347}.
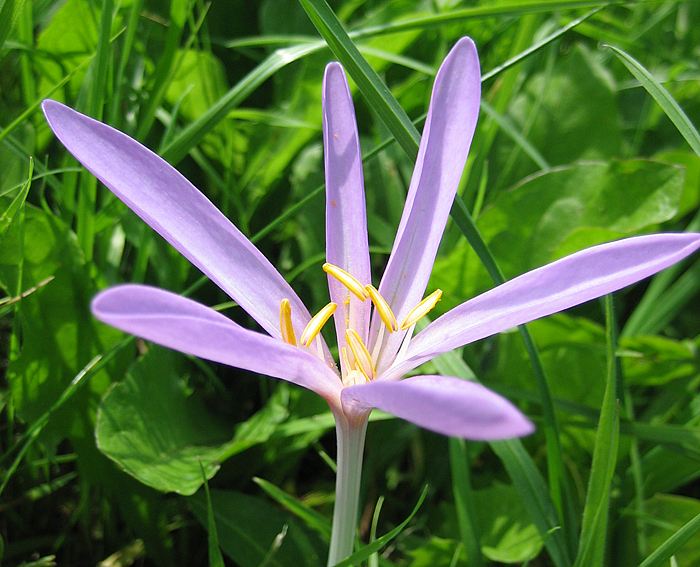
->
{"left": 42, "top": 38, "right": 700, "bottom": 443}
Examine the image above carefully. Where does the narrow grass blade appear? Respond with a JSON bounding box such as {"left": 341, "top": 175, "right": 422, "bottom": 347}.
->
{"left": 0, "top": 157, "right": 32, "bottom": 237}
{"left": 298, "top": 0, "right": 421, "bottom": 158}
{"left": 201, "top": 464, "right": 225, "bottom": 567}
{"left": 430, "top": 340, "right": 570, "bottom": 567}
{"left": 480, "top": 100, "right": 549, "bottom": 170}
{"left": 605, "top": 44, "right": 700, "bottom": 155}
{"left": 160, "top": 42, "right": 321, "bottom": 164}
{"left": 332, "top": 486, "right": 429, "bottom": 567}
{"left": 573, "top": 296, "right": 620, "bottom": 567}
{"left": 638, "top": 512, "right": 700, "bottom": 567}
{"left": 254, "top": 477, "right": 332, "bottom": 540}
{"left": 0, "top": 352, "right": 113, "bottom": 495}
{"left": 449, "top": 438, "right": 483, "bottom": 567}
{"left": 0, "top": 0, "right": 26, "bottom": 55}
{"left": 77, "top": 0, "right": 114, "bottom": 261}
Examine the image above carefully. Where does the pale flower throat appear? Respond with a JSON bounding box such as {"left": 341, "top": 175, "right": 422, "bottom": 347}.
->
{"left": 279, "top": 263, "right": 442, "bottom": 386}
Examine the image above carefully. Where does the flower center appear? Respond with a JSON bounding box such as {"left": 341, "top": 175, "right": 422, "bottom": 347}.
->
{"left": 279, "top": 263, "right": 442, "bottom": 383}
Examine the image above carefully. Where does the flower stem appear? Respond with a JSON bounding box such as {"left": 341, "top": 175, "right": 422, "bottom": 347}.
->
{"left": 327, "top": 412, "right": 368, "bottom": 566}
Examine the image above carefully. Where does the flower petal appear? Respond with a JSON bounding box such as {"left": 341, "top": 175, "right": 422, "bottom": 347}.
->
{"left": 42, "top": 100, "right": 312, "bottom": 340}
{"left": 388, "top": 233, "right": 700, "bottom": 378}
{"left": 372, "top": 38, "right": 481, "bottom": 370}
{"left": 323, "top": 63, "right": 372, "bottom": 352}
{"left": 92, "top": 284, "right": 342, "bottom": 401}
{"left": 341, "top": 375, "right": 533, "bottom": 440}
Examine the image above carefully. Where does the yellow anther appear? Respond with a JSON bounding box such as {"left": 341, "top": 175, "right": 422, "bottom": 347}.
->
{"left": 300, "top": 302, "right": 337, "bottom": 347}
{"left": 279, "top": 299, "right": 297, "bottom": 346}
{"left": 323, "top": 263, "right": 368, "bottom": 301}
{"left": 365, "top": 285, "right": 398, "bottom": 332}
{"left": 345, "top": 329, "right": 375, "bottom": 381}
{"left": 399, "top": 289, "right": 443, "bottom": 330}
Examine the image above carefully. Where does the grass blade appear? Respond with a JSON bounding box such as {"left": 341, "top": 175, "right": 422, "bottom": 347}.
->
{"left": 573, "top": 296, "right": 620, "bottom": 567}
{"left": 449, "top": 438, "right": 483, "bottom": 567}
{"left": 201, "top": 464, "right": 225, "bottom": 567}
{"left": 253, "top": 477, "right": 332, "bottom": 540}
{"left": 332, "top": 486, "right": 429, "bottom": 567}
{"left": 430, "top": 341, "right": 570, "bottom": 567}
{"left": 298, "top": 0, "right": 420, "bottom": 158}
{"left": 605, "top": 44, "right": 700, "bottom": 155}
{"left": 638, "top": 512, "right": 700, "bottom": 567}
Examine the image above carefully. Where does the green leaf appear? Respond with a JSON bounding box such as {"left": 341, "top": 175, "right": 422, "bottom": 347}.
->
{"left": 0, "top": 158, "right": 31, "bottom": 239}
{"left": 201, "top": 467, "right": 225, "bottom": 567}
{"left": 0, "top": 0, "right": 27, "bottom": 55}
{"left": 96, "top": 347, "right": 290, "bottom": 495}
{"left": 428, "top": 339, "right": 569, "bottom": 567}
{"left": 639, "top": 495, "right": 700, "bottom": 567}
{"left": 433, "top": 160, "right": 684, "bottom": 310}
{"left": 474, "top": 482, "right": 544, "bottom": 563}
{"left": 332, "top": 486, "right": 429, "bottom": 567}
{"left": 189, "top": 489, "right": 325, "bottom": 567}
{"left": 1, "top": 205, "right": 122, "bottom": 444}
{"left": 605, "top": 44, "right": 700, "bottom": 156}
{"left": 95, "top": 348, "right": 233, "bottom": 495}
{"left": 254, "top": 477, "right": 332, "bottom": 540}
{"left": 640, "top": 511, "right": 700, "bottom": 567}
{"left": 298, "top": 0, "right": 420, "bottom": 159}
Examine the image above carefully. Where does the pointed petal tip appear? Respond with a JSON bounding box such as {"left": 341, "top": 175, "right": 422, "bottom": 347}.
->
{"left": 452, "top": 36, "right": 477, "bottom": 55}
{"left": 342, "top": 375, "right": 534, "bottom": 441}
{"left": 323, "top": 61, "right": 350, "bottom": 100}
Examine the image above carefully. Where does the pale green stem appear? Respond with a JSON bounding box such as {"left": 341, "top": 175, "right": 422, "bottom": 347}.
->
{"left": 327, "top": 412, "right": 368, "bottom": 566}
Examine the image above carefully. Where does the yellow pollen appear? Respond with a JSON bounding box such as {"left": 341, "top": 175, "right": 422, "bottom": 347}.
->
{"left": 365, "top": 285, "right": 398, "bottom": 332}
{"left": 345, "top": 329, "right": 375, "bottom": 381}
{"left": 323, "top": 263, "right": 368, "bottom": 301}
{"left": 400, "top": 289, "right": 443, "bottom": 330}
{"left": 300, "top": 302, "right": 337, "bottom": 347}
{"left": 279, "top": 299, "right": 297, "bottom": 346}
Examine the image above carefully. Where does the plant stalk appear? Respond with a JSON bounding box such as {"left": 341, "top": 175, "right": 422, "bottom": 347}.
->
{"left": 327, "top": 412, "right": 368, "bottom": 566}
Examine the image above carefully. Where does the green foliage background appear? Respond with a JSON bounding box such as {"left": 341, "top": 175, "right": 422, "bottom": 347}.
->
{"left": 1, "top": 0, "right": 699, "bottom": 565}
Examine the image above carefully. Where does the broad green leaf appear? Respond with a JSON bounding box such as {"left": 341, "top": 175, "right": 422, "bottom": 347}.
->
{"left": 620, "top": 335, "right": 699, "bottom": 386}
{"left": 475, "top": 482, "right": 544, "bottom": 563}
{"left": 1, "top": 205, "right": 121, "bottom": 445}
{"left": 433, "top": 160, "right": 684, "bottom": 311}
{"left": 404, "top": 537, "right": 463, "bottom": 566}
{"left": 189, "top": 489, "right": 325, "bottom": 567}
{"left": 96, "top": 348, "right": 231, "bottom": 495}
{"left": 506, "top": 45, "right": 622, "bottom": 178}
{"left": 96, "top": 348, "right": 290, "bottom": 495}
{"left": 35, "top": 0, "right": 99, "bottom": 100}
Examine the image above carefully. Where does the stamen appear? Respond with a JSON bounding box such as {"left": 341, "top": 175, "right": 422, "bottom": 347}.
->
{"left": 365, "top": 285, "right": 398, "bottom": 332}
{"left": 279, "top": 299, "right": 297, "bottom": 346}
{"left": 323, "top": 263, "right": 368, "bottom": 301}
{"left": 399, "top": 289, "right": 443, "bottom": 330}
{"left": 343, "top": 297, "right": 351, "bottom": 329}
{"left": 345, "top": 329, "right": 375, "bottom": 381}
{"left": 300, "top": 302, "right": 337, "bottom": 347}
